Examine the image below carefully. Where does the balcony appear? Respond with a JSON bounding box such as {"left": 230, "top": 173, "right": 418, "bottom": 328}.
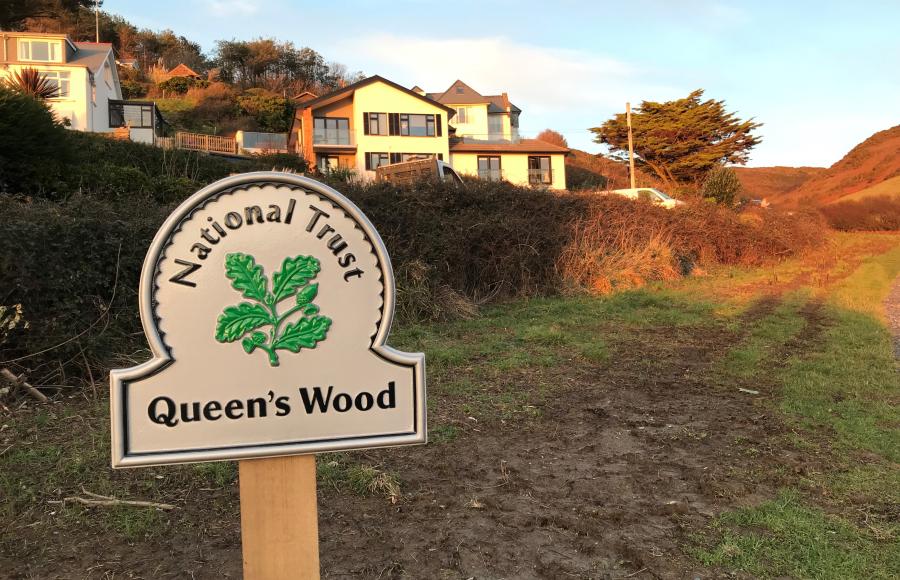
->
{"left": 528, "top": 169, "right": 553, "bottom": 186}
{"left": 312, "top": 129, "right": 355, "bottom": 149}
{"left": 477, "top": 169, "right": 505, "bottom": 182}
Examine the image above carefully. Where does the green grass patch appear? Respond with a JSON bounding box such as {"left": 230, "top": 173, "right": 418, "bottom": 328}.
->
{"left": 718, "top": 292, "right": 808, "bottom": 381}
{"left": 316, "top": 454, "right": 401, "bottom": 502}
{"left": 693, "top": 490, "right": 899, "bottom": 579}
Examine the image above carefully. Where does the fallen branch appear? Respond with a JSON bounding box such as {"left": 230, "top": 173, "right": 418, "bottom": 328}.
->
{"left": 56, "top": 488, "right": 176, "bottom": 511}
{"left": 1, "top": 368, "right": 49, "bottom": 403}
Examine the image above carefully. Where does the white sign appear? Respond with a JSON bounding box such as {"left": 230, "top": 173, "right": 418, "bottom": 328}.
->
{"left": 110, "top": 172, "right": 426, "bottom": 467}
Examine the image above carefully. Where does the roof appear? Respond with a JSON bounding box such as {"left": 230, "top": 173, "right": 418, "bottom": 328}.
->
{"left": 70, "top": 42, "right": 114, "bottom": 73}
{"left": 295, "top": 75, "right": 455, "bottom": 115}
{"left": 428, "top": 80, "right": 521, "bottom": 113}
{"left": 449, "top": 138, "right": 569, "bottom": 154}
{"left": 167, "top": 63, "right": 201, "bottom": 78}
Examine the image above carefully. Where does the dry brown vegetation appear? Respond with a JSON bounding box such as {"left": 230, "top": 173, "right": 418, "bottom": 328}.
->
{"left": 819, "top": 195, "right": 900, "bottom": 231}
{"left": 558, "top": 195, "right": 826, "bottom": 293}
{"left": 733, "top": 165, "right": 824, "bottom": 200}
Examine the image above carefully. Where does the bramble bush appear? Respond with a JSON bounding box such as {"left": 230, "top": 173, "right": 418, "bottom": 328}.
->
{"left": 819, "top": 196, "right": 900, "bottom": 231}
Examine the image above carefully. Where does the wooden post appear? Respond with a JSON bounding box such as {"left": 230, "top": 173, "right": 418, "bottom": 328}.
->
{"left": 626, "top": 102, "right": 636, "bottom": 190}
{"left": 239, "top": 455, "right": 320, "bottom": 580}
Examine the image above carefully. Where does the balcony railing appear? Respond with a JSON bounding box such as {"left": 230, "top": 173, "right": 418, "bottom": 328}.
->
{"left": 477, "top": 169, "right": 504, "bottom": 182}
{"left": 528, "top": 169, "right": 553, "bottom": 185}
{"left": 313, "top": 130, "right": 354, "bottom": 147}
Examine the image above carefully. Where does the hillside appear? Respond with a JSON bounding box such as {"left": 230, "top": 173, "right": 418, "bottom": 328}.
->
{"left": 733, "top": 166, "right": 824, "bottom": 200}
{"left": 775, "top": 124, "right": 900, "bottom": 206}
{"left": 830, "top": 175, "right": 900, "bottom": 204}
{"left": 566, "top": 149, "right": 661, "bottom": 191}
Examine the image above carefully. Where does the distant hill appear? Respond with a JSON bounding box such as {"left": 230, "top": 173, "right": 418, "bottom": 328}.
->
{"left": 733, "top": 166, "right": 824, "bottom": 201}
{"left": 773, "top": 125, "right": 900, "bottom": 206}
{"left": 565, "top": 149, "right": 661, "bottom": 191}
{"left": 830, "top": 174, "right": 900, "bottom": 204}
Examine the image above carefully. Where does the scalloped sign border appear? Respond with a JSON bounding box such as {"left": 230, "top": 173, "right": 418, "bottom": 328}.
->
{"left": 109, "top": 172, "right": 426, "bottom": 468}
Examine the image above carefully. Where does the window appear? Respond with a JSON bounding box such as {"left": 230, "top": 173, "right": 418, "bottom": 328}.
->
{"left": 18, "top": 39, "right": 62, "bottom": 62}
{"left": 528, "top": 156, "right": 552, "bottom": 185}
{"left": 40, "top": 71, "right": 70, "bottom": 98}
{"left": 109, "top": 102, "right": 155, "bottom": 129}
{"left": 456, "top": 86, "right": 464, "bottom": 94}
{"left": 317, "top": 154, "right": 340, "bottom": 173}
{"left": 314, "top": 117, "right": 350, "bottom": 144}
{"left": 456, "top": 107, "right": 468, "bottom": 124}
{"left": 477, "top": 156, "right": 501, "bottom": 181}
{"left": 365, "top": 152, "right": 389, "bottom": 170}
{"left": 364, "top": 112, "right": 387, "bottom": 136}
{"left": 488, "top": 115, "right": 504, "bottom": 139}
{"left": 399, "top": 113, "right": 436, "bottom": 137}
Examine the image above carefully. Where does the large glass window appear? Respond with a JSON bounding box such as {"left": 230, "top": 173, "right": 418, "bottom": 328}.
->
{"left": 313, "top": 117, "right": 350, "bottom": 144}
{"left": 317, "top": 154, "right": 340, "bottom": 173}
{"left": 18, "top": 39, "right": 62, "bottom": 62}
{"left": 399, "top": 114, "right": 435, "bottom": 137}
{"left": 41, "top": 71, "right": 70, "bottom": 98}
{"left": 367, "top": 112, "right": 387, "bottom": 135}
{"left": 528, "top": 156, "right": 552, "bottom": 185}
{"left": 477, "top": 156, "right": 501, "bottom": 182}
{"left": 366, "top": 152, "right": 389, "bottom": 170}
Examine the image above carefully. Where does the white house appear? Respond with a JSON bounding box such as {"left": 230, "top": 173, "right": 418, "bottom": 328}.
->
{"left": 0, "top": 32, "right": 121, "bottom": 130}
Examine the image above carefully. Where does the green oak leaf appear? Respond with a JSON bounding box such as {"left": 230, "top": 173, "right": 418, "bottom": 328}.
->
{"left": 224, "top": 253, "right": 269, "bottom": 303}
{"left": 296, "top": 283, "right": 319, "bottom": 306}
{"left": 272, "top": 315, "right": 332, "bottom": 352}
{"left": 242, "top": 331, "right": 268, "bottom": 353}
{"left": 303, "top": 304, "right": 319, "bottom": 315}
{"left": 215, "top": 303, "right": 273, "bottom": 342}
{"left": 272, "top": 255, "right": 320, "bottom": 303}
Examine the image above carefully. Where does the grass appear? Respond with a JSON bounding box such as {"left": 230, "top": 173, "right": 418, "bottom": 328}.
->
{"left": 692, "top": 490, "right": 899, "bottom": 579}
{"left": 316, "top": 454, "right": 401, "bottom": 503}
{"left": 693, "top": 237, "right": 900, "bottom": 578}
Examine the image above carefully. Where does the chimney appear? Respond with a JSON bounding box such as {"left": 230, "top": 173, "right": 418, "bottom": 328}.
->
{"left": 501, "top": 92, "right": 510, "bottom": 111}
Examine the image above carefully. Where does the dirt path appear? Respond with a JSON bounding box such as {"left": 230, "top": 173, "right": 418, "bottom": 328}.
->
{"left": 886, "top": 274, "right": 900, "bottom": 360}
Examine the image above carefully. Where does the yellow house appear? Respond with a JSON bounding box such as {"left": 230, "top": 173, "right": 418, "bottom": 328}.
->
{"left": 289, "top": 75, "right": 454, "bottom": 178}
{"left": 425, "top": 80, "right": 568, "bottom": 190}
{"left": 289, "top": 75, "right": 568, "bottom": 189}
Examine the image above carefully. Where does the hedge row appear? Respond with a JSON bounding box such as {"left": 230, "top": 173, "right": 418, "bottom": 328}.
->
{"left": 1, "top": 180, "right": 827, "bottom": 387}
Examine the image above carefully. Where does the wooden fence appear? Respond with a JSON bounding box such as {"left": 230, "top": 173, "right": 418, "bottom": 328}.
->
{"left": 175, "top": 131, "right": 237, "bottom": 155}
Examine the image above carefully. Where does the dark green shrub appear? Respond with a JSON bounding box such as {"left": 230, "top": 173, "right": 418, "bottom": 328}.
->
{"left": 702, "top": 166, "right": 742, "bottom": 206}
{"left": 119, "top": 80, "right": 147, "bottom": 99}
{"left": 157, "top": 76, "right": 209, "bottom": 95}
{"left": 0, "top": 86, "right": 71, "bottom": 194}
{"left": 236, "top": 88, "right": 294, "bottom": 132}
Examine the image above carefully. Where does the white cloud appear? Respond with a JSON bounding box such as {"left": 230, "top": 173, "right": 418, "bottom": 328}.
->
{"left": 200, "top": 0, "right": 260, "bottom": 17}
{"left": 334, "top": 34, "right": 684, "bottom": 152}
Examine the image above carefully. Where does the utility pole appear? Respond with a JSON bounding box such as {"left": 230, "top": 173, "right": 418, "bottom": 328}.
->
{"left": 626, "top": 102, "right": 636, "bottom": 189}
{"left": 95, "top": 0, "right": 100, "bottom": 43}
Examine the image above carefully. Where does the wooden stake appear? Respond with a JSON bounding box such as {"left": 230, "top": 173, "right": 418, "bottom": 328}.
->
{"left": 1, "top": 368, "right": 48, "bottom": 403}
{"left": 626, "top": 102, "right": 636, "bottom": 190}
{"left": 239, "top": 455, "right": 320, "bottom": 580}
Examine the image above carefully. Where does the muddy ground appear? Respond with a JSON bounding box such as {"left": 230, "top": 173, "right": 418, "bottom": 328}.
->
{"left": 1, "top": 288, "right": 838, "bottom": 580}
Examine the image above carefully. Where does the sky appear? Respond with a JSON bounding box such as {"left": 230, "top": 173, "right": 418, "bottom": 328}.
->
{"left": 109, "top": 0, "right": 900, "bottom": 167}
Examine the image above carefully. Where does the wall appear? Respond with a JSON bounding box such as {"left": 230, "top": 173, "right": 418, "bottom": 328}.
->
{"left": 450, "top": 152, "right": 567, "bottom": 190}
{"left": 448, "top": 103, "right": 489, "bottom": 139}
{"left": 0, "top": 64, "right": 90, "bottom": 131}
{"left": 353, "top": 81, "right": 450, "bottom": 179}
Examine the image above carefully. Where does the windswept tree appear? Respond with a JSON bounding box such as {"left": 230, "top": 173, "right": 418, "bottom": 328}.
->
{"left": 536, "top": 129, "right": 568, "bottom": 148}
{"left": 590, "top": 90, "right": 761, "bottom": 191}
{"left": 0, "top": 0, "right": 97, "bottom": 30}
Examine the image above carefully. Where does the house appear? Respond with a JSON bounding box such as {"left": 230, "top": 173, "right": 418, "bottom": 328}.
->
{"left": 288, "top": 75, "right": 568, "bottom": 189}
{"left": 427, "top": 80, "right": 568, "bottom": 189}
{"left": 0, "top": 31, "right": 167, "bottom": 145}
{"left": 165, "top": 63, "right": 202, "bottom": 80}
{"left": 289, "top": 75, "right": 453, "bottom": 176}
{"left": 0, "top": 32, "right": 122, "bottom": 132}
